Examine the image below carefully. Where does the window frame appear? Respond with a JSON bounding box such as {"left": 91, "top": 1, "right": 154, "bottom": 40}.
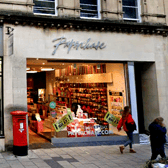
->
{"left": 33, "top": 0, "right": 58, "bottom": 16}
{"left": 80, "top": 0, "right": 101, "bottom": 20}
{"left": 122, "top": 0, "right": 141, "bottom": 22}
{"left": 0, "top": 57, "right": 4, "bottom": 137}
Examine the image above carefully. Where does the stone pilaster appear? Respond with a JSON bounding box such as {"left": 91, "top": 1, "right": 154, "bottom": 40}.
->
{"left": 101, "top": 0, "right": 123, "bottom": 20}
{"left": 57, "top": 0, "right": 80, "bottom": 18}
{"left": 0, "top": 0, "right": 34, "bottom": 14}
{"left": 154, "top": 36, "right": 168, "bottom": 128}
{"left": 141, "top": 0, "right": 166, "bottom": 24}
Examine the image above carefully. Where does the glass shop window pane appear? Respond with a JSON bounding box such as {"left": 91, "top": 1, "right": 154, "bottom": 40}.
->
{"left": 80, "top": 13, "right": 98, "bottom": 18}
{"left": 80, "top": 0, "right": 97, "bottom": 5}
{"left": 80, "top": 0, "right": 98, "bottom": 18}
{"left": 33, "top": 0, "right": 55, "bottom": 15}
{"left": 123, "top": 7, "right": 138, "bottom": 19}
{"left": 122, "top": 0, "right": 137, "bottom": 7}
{"left": 80, "top": 4, "right": 97, "bottom": 11}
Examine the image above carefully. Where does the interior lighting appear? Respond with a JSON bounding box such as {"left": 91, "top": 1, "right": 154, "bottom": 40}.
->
{"left": 41, "top": 68, "right": 55, "bottom": 71}
{"left": 42, "top": 63, "right": 45, "bottom": 65}
{"left": 26, "top": 71, "right": 37, "bottom": 73}
{"left": 26, "top": 68, "right": 30, "bottom": 71}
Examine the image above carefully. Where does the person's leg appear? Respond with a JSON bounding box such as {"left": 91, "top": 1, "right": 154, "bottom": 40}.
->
{"left": 125, "top": 131, "right": 136, "bottom": 153}
{"left": 151, "top": 153, "right": 158, "bottom": 160}
{"left": 124, "top": 132, "right": 132, "bottom": 148}
{"left": 151, "top": 146, "right": 158, "bottom": 160}
{"left": 159, "top": 145, "right": 166, "bottom": 158}
{"left": 119, "top": 132, "right": 131, "bottom": 154}
{"left": 120, "top": 132, "right": 135, "bottom": 153}
{"left": 128, "top": 132, "right": 133, "bottom": 149}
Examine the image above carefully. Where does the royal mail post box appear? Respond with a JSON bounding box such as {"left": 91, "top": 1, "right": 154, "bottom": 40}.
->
{"left": 10, "top": 111, "right": 28, "bottom": 156}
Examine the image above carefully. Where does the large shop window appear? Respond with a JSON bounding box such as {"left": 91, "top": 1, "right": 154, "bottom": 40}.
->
{"left": 80, "top": 0, "right": 100, "bottom": 19}
{"left": 122, "top": 0, "right": 140, "bottom": 22}
{"left": 33, "top": 0, "right": 57, "bottom": 15}
{"left": 0, "top": 58, "right": 3, "bottom": 136}
{"left": 27, "top": 60, "right": 127, "bottom": 140}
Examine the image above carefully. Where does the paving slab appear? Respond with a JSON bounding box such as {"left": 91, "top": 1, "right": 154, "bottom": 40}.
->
{"left": 0, "top": 144, "right": 168, "bottom": 168}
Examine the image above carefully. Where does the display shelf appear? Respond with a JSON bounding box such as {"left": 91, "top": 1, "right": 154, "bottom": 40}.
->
{"left": 71, "top": 98, "right": 107, "bottom": 103}
{"left": 57, "top": 96, "right": 70, "bottom": 98}
{"left": 56, "top": 83, "right": 108, "bottom": 125}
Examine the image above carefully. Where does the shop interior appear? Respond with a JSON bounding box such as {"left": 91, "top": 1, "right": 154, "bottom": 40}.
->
{"left": 27, "top": 59, "right": 127, "bottom": 144}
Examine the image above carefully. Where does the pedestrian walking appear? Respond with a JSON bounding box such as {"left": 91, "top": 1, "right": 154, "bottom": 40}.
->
{"left": 117, "top": 106, "right": 136, "bottom": 154}
{"left": 149, "top": 117, "right": 167, "bottom": 160}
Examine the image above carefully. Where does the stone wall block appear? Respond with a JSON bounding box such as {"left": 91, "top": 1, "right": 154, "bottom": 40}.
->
{"left": 13, "top": 67, "right": 26, "bottom": 78}
{"left": 141, "top": 69, "right": 157, "bottom": 80}
{"left": 141, "top": 79, "right": 159, "bottom": 96}
{"left": 13, "top": 88, "right": 27, "bottom": 99}
{"left": 142, "top": 96, "right": 160, "bottom": 129}
{"left": 13, "top": 97, "right": 27, "bottom": 107}
{"left": 156, "top": 70, "right": 167, "bottom": 87}
{"left": 157, "top": 87, "right": 167, "bottom": 96}
{"left": 0, "top": 1, "right": 34, "bottom": 14}
{"left": 155, "top": 61, "right": 165, "bottom": 70}
{"left": 12, "top": 57, "right": 26, "bottom": 69}
{"left": 4, "top": 89, "right": 13, "bottom": 113}
{"left": 4, "top": 116, "right": 13, "bottom": 145}
{"left": 63, "top": 0, "right": 75, "bottom": 8}
{"left": 141, "top": 0, "right": 166, "bottom": 24}
{"left": 165, "top": 0, "right": 168, "bottom": 25}
{"left": 101, "top": 0, "right": 122, "bottom": 20}
{"left": 158, "top": 97, "right": 168, "bottom": 119}
{"left": 57, "top": 0, "right": 80, "bottom": 17}
{"left": 13, "top": 78, "right": 26, "bottom": 89}
{"left": 141, "top": 63, "right": 160, "bottom": 130}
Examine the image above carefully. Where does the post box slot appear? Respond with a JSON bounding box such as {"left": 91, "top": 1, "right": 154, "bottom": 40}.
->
{"left": 18, "top": 119, "right": 25, "bottom": 122}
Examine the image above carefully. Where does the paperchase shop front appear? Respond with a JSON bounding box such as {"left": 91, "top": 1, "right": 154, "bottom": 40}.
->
{"left": 2, "top": 23, "right": 167, "bottom": 149}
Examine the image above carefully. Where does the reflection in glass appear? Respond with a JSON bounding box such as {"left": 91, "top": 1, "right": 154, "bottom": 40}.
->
{"left": 33, "top": 0, "right": 55, "bottom": 15}
{"left": 80, "top": 0, "right": 98, "bottom": 18}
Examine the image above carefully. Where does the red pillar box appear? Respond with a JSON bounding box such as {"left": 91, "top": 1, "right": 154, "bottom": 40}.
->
{"left": 10, "top": 111, "right": 28, "bottom": 156}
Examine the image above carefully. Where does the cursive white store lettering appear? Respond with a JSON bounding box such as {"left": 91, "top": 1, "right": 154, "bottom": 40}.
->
{"left": 52, "top": 37, "right": 106, "bottom": 55}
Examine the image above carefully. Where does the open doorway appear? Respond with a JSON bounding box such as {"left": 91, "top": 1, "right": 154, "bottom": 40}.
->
{"left": 27, "top": 71, "right": 51, "bottom": 145}
{"left": 134, "top": 62, "right": 145, "bottom": 133}
{"left": 134, "top": 62, "right": 159, "bottom": 134}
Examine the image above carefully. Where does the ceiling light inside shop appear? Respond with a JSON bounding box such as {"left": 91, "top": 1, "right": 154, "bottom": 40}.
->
{"left": 26, "top": 68, "right": 30, "bottom": 71}
{"left": 26, "top": 71, "right": 37, "bottom": 73}
{"left": 42, "top": 63, "right": 45, "bottom": 65}
{"left": 41, "top": 68, "right": 55, "bottom": 71}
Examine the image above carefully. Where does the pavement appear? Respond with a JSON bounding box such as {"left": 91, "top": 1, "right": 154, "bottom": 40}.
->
{"left": 0, "top": 143, "right": 160, "bottom": 168}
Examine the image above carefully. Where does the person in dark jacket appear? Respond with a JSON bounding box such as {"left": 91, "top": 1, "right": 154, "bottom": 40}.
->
{"left": 149, "top": 117, "right": 167, "bottom": 160}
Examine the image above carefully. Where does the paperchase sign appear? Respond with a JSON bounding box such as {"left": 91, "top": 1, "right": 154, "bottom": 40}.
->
{"left": 52, "top": 37, "right": 106, "bottom": 55}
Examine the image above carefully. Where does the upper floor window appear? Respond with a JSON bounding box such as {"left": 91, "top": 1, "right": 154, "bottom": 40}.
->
{"left": 80, "top": 0, "right": 100, "bottom": 19}
{"left": 33, "top": 0, "right": 57, "bottom": 15}
{"left": 122, "top": 0, "right": 140, "bottom": 22}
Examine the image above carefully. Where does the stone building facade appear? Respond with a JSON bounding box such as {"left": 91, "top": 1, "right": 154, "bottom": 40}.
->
{"left": 0, "top": 0, "right": 168, "bottom": 151}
